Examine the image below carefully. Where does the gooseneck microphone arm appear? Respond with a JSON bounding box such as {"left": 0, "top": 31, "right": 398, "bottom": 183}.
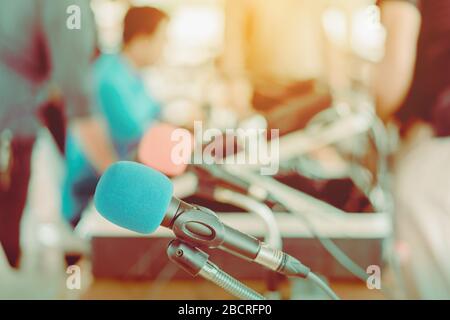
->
{"left": 167, "top": 240, "right": 265, "bottom": 300}
{"left": 161, "top": 198, "right": 311, "bottom": 278}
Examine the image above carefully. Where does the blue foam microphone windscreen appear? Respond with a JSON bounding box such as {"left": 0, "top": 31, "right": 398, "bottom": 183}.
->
{"left": 94, "top": 161, "right": 174, "bottom": 234}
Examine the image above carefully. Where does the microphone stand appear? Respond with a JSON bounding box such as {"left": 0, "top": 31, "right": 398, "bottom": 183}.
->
{"left": 167, "top": 239, "right": 266, "bottom": 300}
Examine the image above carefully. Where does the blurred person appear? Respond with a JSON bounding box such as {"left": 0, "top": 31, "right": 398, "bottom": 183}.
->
{"left": 220, "top": 0, "right": 330, "bottom": 118}
{"left": 374, "top": 0, "right": 450, "bottom": 298}
{"left": 0, "top": 0, "right": 118, "bottom": 269}
{"left": 219, "top": 0, "right": 377, "bottom": 213}
{"left": 62, "top": 7, "right": 169, "bottom": 227}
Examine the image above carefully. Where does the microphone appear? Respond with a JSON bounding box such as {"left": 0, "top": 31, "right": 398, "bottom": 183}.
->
{"left": 137, "top": 123, "right": 193, "bottom": 177}
{"left": 94, "top": 161, "right": 310, "bottom": 277}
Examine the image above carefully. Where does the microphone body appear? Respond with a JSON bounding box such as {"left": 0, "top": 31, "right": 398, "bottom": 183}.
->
{"left": 162, "top": 197, "right": 309, "bottom": 277}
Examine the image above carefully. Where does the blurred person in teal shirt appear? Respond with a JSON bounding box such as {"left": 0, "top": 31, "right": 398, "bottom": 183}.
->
{"left": 62, "top": 7, "right": 169, "bottom": 227}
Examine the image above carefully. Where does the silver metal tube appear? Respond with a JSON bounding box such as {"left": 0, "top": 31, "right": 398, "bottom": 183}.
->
{"left": 199, "top": 261, "right": 266, "bottom": 300}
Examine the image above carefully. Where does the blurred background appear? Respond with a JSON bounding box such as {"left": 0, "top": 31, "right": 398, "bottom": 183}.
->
{"left": 1, "top": 0, "right": 449, "bottom": 300}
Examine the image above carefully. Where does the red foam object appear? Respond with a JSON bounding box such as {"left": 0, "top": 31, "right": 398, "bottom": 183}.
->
{"left": 138, "top": 123, "right": 193, "bottom": 177}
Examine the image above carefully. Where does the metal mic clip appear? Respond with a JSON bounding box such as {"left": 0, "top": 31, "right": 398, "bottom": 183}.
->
{"left": 167, "top": 239, "right": 266, "bottom": 300}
